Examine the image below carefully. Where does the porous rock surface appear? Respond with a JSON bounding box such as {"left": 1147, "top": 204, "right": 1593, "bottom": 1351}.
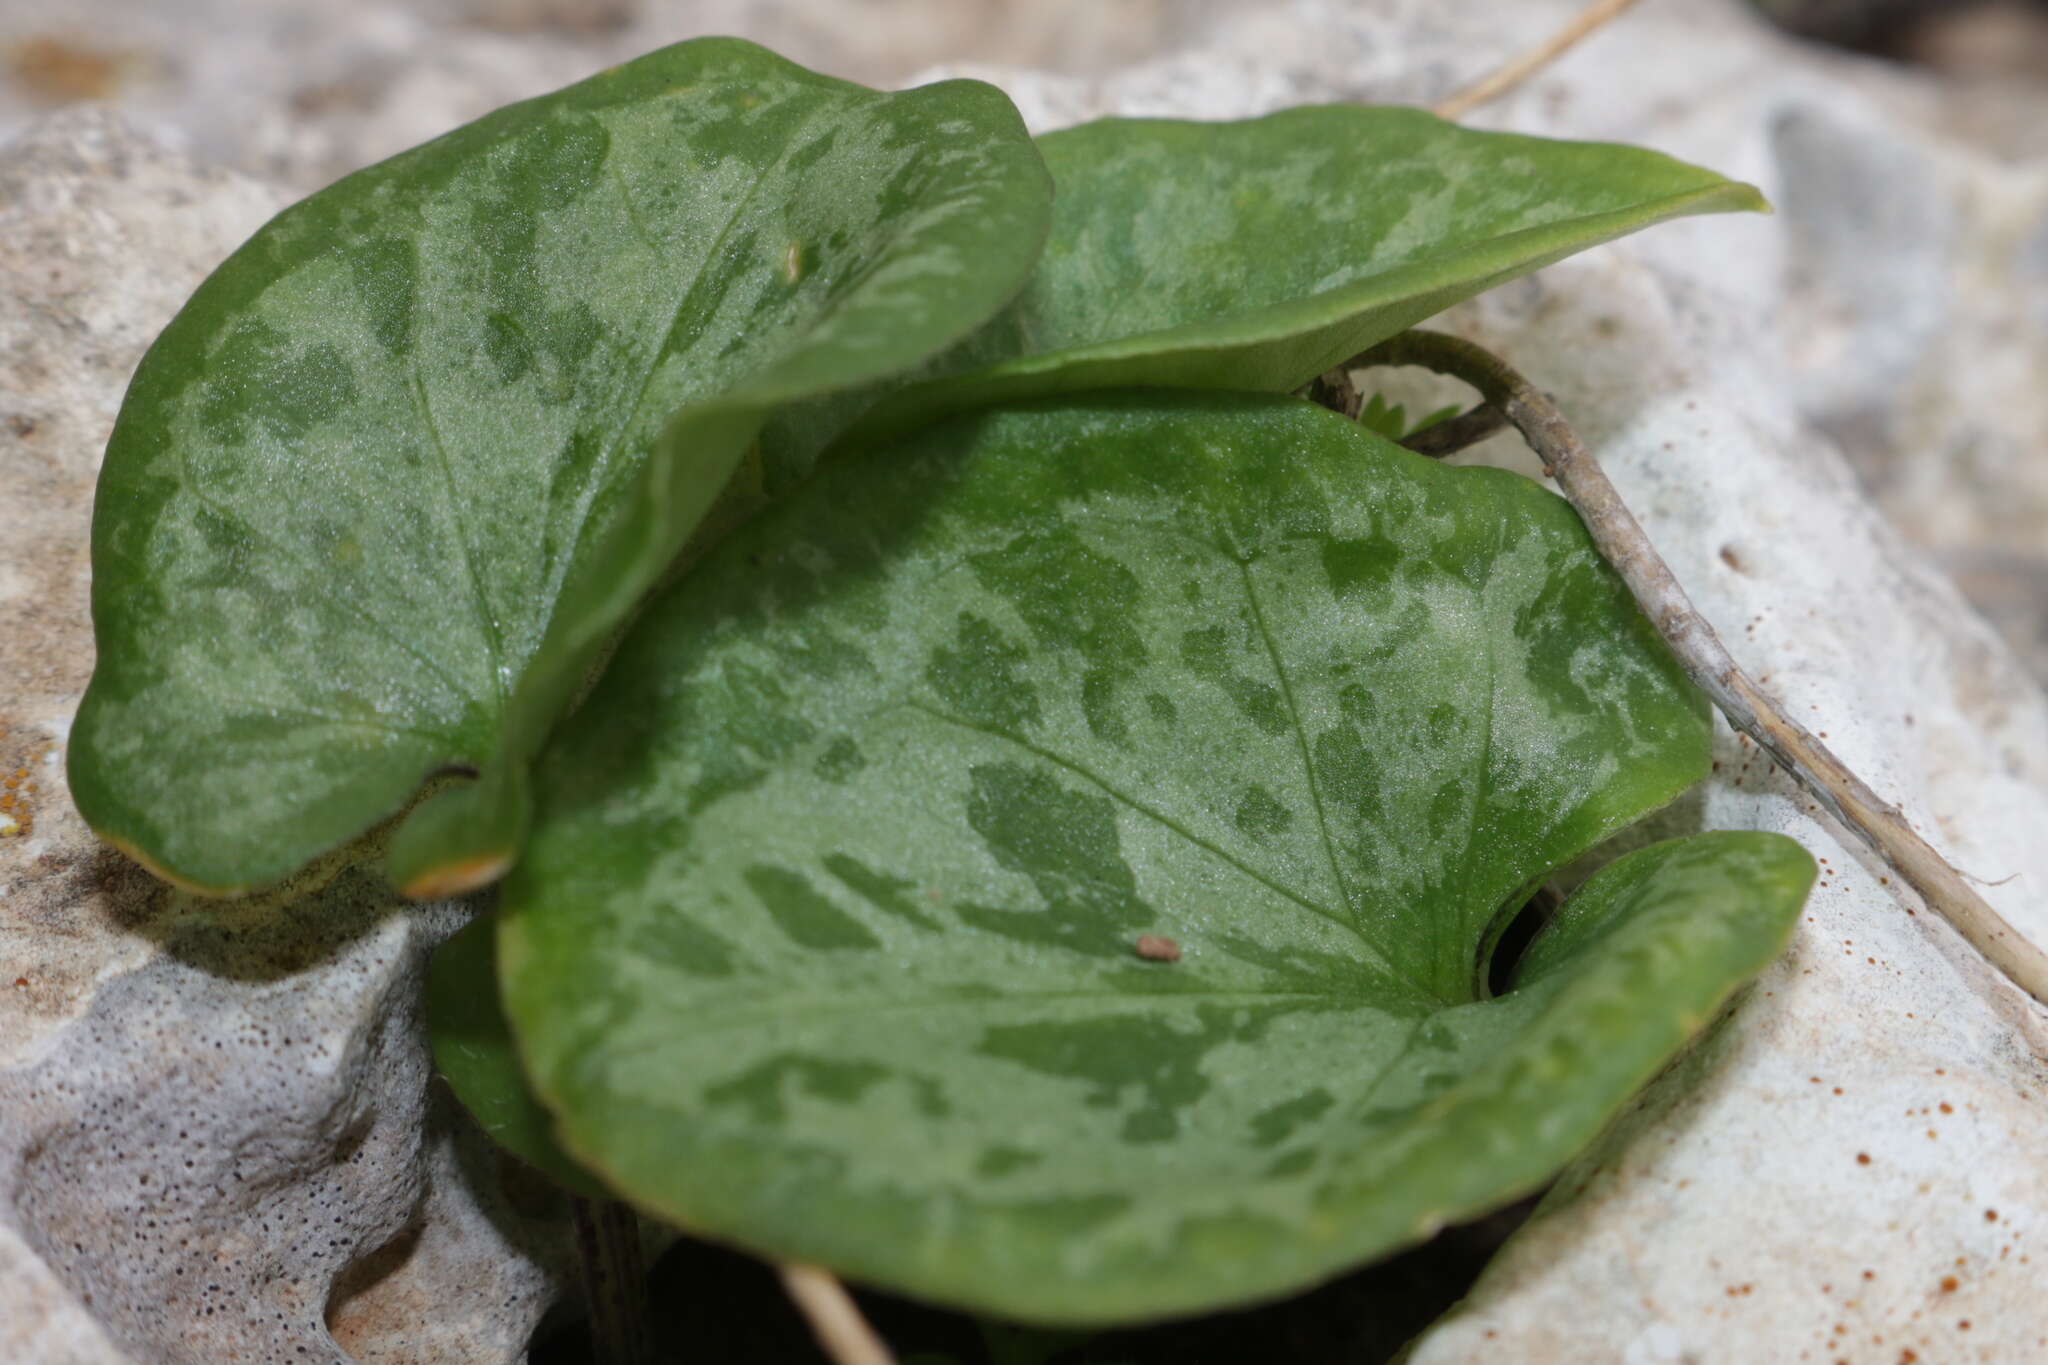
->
{"left": 3, "top": 1, "right": 2047, "bottom": 1361}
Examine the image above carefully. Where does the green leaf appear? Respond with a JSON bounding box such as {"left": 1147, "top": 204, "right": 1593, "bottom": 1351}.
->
{"left": 429, "top": 913, "right": 609, "bottom": 1199}
{"left": 67, "top": 37, "right": 1052, "bottom": 895}
{"left": 493, "top": 393, "right": 1808, "bottom": 1321}
{"left": 824, "top": 106, "right": 1766, "bottom": 459}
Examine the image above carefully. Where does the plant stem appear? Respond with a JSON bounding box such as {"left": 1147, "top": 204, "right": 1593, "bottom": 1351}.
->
{"left": 778, "top": 1263, "right": 897, "bottom": 1365}
{"left": 570, "top": 1195, "right": 651, "bottom": 1365}
{"left": 1398, "top": 402, "right": 1507, "bottom": 458}
{"left": 1302, "top": 365, "right": 1366, "bottom": 420}
{"left": 1433, "top": 0, "right": 1646, "bottom": 120}
{"left": 1355, "top": 328, "right": 2048, "bottom": 1008}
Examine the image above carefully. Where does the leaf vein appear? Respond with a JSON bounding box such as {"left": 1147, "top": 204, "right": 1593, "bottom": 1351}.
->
{"left": 166, "top": 476, "right": 476, "bottom": 708}
{"left": 1234, "top": 557, "right": 1359, "bottom": 929}
{"left": 410, "top": 369, "right": 508, "bottom": 707}
{"left": 904, "top": 700, "right": 1382, "bottom": 959}
{"left": 544, "top": 92, "right": 849, "bottom": 608}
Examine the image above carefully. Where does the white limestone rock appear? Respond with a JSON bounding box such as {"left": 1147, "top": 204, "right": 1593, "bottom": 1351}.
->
{"left": 0, "top": 0, "right": 1212, "bottom": 193}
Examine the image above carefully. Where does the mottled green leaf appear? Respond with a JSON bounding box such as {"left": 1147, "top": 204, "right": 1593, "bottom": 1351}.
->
{"left": 429, "top": 914, "right": 608, "bottom": 1198}
{"left": 799, "top": 106, "right": 1765, "bottom": 468}
{"left": 68, "top": 38, "right": 1051, "bottom": 894}
{"left": 492, "top": 393, "right": 1810, "bottom": 1321}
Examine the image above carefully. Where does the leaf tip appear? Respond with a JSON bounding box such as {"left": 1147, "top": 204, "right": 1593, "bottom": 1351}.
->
{"left": 388, "top": 768, "right": 531, "bottom": 899}
{"left": 401, "top": 851, "right": 514, "bottom": 901}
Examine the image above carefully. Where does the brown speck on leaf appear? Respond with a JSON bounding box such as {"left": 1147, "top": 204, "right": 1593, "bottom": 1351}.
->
{"left": 1135, "top": 935, "right": 1181, "bottom": 963}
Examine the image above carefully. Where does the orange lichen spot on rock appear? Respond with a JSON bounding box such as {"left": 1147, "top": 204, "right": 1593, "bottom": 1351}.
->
{"left": 1134, "top": 934, "right": 1182, "bottom": 963}
{"left": 7, "top": 36, "right": 125, "bottom": 104}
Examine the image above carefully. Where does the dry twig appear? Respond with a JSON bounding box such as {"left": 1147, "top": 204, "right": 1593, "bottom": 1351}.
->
{"left": 1399, "top": 402, "right": 1508, "bottom": 457}
{"left": 1301, "top": 365, "right": 1365, "bottom": 420}
{"left": 1355, "top": 328, "right": 2048, "bottom": 1008}
{"left": 779, "top": 1263, "right": 897, "bottom": 1365}
{"left": 1434, "top": 0, "right": 1646, "bottom": 121}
